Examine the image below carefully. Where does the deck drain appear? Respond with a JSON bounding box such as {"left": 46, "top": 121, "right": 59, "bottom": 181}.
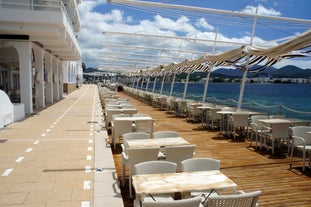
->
{"left": 87, "top": 121, "right": 98, "bottom": 124}
{"left": 96, "top": 168, "right": 104, "bottom": 172}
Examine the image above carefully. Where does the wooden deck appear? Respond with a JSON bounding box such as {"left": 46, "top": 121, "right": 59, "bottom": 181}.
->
{"left": 107, "top": 91, "right": 311, "bottom": 207}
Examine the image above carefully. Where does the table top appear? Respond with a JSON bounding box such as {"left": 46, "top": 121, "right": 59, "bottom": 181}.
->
{"left": 127, "top": 137, "right": 190, "bottom": 148}
{"left": 113, "top": 116, "right": 153, "bottom": 121}
{"left": 132, "top": 170, "right": 237, "bottom": 195}
{"left": 106, "top": 108, "right": 137, "bottom": 112}
{"left": 259, "top": 118, "right": 292, "bottom": 124}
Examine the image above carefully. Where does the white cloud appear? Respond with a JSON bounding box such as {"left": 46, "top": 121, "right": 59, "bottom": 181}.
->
{"left": 241, "top": 4, "right": 281, "bottom": 16}
{"left": 195, "top": 18, "right": 214, "bottom": 31}
{"left": 77, "top": 1, "right": 307, "bottom": 71}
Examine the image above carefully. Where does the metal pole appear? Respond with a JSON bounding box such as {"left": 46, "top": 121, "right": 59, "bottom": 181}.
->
{"left": 145, "top": 75, "right": 150, "bottom": 91}
{"left": 169, "top": 73, "right": 176, "bottom": 97}
{"left": 152, "top": 76, "right": 157, "bottom": 93}
{"left": 183, "top": 72, "right": 190, "bottom": 99}
{"left": 160, "top": 74, "right": 165, "bottom": 95}
{"left": 202, "top": 70, "right": 211, "bottom": 102}
{"left": 237, "top": 7, "right": 258, "bottom": 109}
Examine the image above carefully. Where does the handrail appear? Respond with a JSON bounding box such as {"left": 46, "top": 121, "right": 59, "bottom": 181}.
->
{"left": 122, "top": 84, "right": 311, "bottom": 121}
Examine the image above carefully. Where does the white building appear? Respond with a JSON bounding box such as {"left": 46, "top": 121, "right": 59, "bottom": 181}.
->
{"left": 0, "top": 0, "right": 82, "bottom": 115}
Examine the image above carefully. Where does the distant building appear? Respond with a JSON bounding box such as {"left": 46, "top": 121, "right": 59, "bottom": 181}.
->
{"left": 0, "top": 0, "right": 82, "bottom": 114}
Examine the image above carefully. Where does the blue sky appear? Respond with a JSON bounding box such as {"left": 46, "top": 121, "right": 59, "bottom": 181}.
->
{"left": 78, "top": 0, "right": 311, "bottom": 71}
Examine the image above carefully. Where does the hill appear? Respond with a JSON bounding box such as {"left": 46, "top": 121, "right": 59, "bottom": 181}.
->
{"left": 212, "top": 65, "right": 311, "bottom": 78}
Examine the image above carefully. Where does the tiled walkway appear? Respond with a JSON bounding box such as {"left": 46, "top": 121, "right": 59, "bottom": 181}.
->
{"left": 0, "top": 85, "right": 123, "bottom": 207}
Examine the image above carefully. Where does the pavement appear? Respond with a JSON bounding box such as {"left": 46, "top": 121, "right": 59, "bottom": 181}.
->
{"left": 0, "top": 85, "right": 123, "bottom": 207}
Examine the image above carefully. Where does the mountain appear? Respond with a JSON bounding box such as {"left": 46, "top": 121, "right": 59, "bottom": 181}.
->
{"left": 211, "top": 65, "right": 311, "bottom": 78}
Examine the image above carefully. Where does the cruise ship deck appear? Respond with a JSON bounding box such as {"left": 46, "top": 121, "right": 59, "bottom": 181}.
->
{"left": 1, "top": 84, "right": 310, "bottom": 207}
{"left": 111, "top": 86, "right": 311, "bottom": 207}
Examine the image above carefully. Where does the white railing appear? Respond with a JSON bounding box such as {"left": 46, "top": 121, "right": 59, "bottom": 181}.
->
{"left": 0, "top": 0, "right": 61, "bottom": 11}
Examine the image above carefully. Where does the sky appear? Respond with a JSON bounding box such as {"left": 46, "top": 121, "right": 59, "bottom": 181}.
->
{"left": 77, "top": 0, "right": 311, "bottom": 71}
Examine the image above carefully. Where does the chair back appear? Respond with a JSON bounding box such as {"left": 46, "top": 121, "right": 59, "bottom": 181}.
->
{"left": 250, "top": 115, "right": 269, "bottom": 131}
{"left": 290, "top": 126, "right": 311, "bottom": 145}
{"left": 127, "top": 147, "right": 160, "bottom": 176}
{"left": 210, "top": 108, "right": 222, "bottom": 120}
{"left": 181, "top": 158, "right": 220, "bottom": 172}
{"left": 112, "top": 120, "right": 134, "bottom": 140}
{"left": 269, "top": 114, "right": 286, "bottom": 119}
{"left": 123, "top": 132, "right": 150, "bottom": 149}
{"left": 142, "top": 196, "right": 202, "bottom": 207}
{"left": 207, "top": 191, "right": 261, "bottom": 207}
{"left": 153, "top": 131, "right": 179, "bottom": 138}
{"left": 271, "top": 122, "right": 291, "bottom": 139}
{"left": 135, "top": 119, "right": 154, "bottom": 134}
{"left": 165, "top": 145, "right": 196, "bottom": 171}
{"left": 135, "top": 160, "right": 177, "bottom": 175}
{"left": 221, "top": 107, "right": 235, "bottom": 112}
{"left": 232, "top": 113, "right": 249, "bottom": 127}
{"left": 112, "top": 114, "right": 130, "bottom": 120}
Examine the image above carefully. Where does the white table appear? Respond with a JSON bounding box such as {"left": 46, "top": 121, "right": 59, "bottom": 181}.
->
{"left": 127, "top": 137, "right": 190, "bottom": 148}
{"left": 113, "top": 116, "right": 153, "bottom": 122}
{"left": 132, "top": 170, "right": 237, "bottom": 197}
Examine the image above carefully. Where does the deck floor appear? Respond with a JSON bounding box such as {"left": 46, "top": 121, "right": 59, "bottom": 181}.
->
{"left": 108, "top": 91, "right": 311, "bottom": 207}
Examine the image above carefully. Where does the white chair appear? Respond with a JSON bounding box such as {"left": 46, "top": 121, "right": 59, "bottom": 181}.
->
{"left": 207, "top": 190, "right": 261, "bottom": 207}
{"left": 181, "top": 158, "right": 220, "bottom": 172}
{"left": 153, "top": 131, "right": 180, "bottom": 138}
{"left": 153, "top": 131, "right": 180, "bottom": 158}
{"left": 262, "top": 122, "right": 291, "bottom": 154}
{"left": 134, "top": 161, "right": 177, "bottom": 203}
{"left": 176, "top": 100, "right": 188, "bottom": 117}
{"left": 135, "top": 119, "right": 154, "bottom": 134}
{"left": 165, "top": 145, "right": 196, "bottom": 171}
{"left": 230, "top": 113, "right": 250, "bottom": 140}
{"left": 126, "top": 147, "right": 160, "bottom": 197}
{"left": 289, "top": 126, "right": 311, "bottom": 171}
{"left": 142, "top": 196, "right": 203, "bottom": 207}
{"left": 188, "top": 103, "right": 203, "bottom": 123}
{"left": 206, "top": 108, "right": 222, "bottom": 130}
{"left": 181, "top": 158, "right": 220, "bottom": 200}
{"left": 269, "top": 115, "right": 286, "bottom": 119}
{"left": 111, "top": 119, "right": 134, "bottom": 150}
{"left": 121, "top": 132, "right": 151, "bottom": 187}
{"left": 133, "top": 114, "right": 150, "bottom": 117}
{"left": 249, "top": 115, "right": 269, "bottom": 148}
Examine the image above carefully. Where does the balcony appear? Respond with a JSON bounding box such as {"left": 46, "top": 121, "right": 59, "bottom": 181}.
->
{"left": 0, "top": 0, "right": 81, "bottom": 60}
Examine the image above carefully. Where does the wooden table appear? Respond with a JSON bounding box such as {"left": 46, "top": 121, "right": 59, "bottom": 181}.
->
{"left": 132, "top": 170, "right": 237, "bottom": 196}
{"left": 127, "top": 137, "right": 190, "bottom": 148}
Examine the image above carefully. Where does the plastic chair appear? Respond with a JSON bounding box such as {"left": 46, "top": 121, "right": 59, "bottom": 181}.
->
{"left": 207, "top": 190, "right": 261, "bottom": 207}
{"left": 249, "top": 115, "right": 269, "bottom": 148}
{"left": 289, "top": 126, "right": 311, "bottom": 171}
{"left": 134, "top": 161, "right": 177, "bottom": 203}
{"left": 142, "top": 196, "right": 203, "bottom": 207}
{"left": 165, "top": 145, "right": 196, "bottom": 171}
{"left": 111, "top": 119, "right": 134, "bottom": 149}
{"left": 126, "top": 147, "right": 160, "bottom": 197}
{"left": 135, "top": 119, "right": 154, "bottom": 134}
{"left": 188, "top": 103, "right": 203, "bottom": 123}
{"left": 206, "top": 108, "right": 222, "bottom": 130}
{"left": 230, "top": 113, "right": 250, "bottom": 140}
{"left": 181, "top": 158, "right": 220, "bottom": 172}
{"left": 153, "top": 131, "right": 181, "bottom": 158}
{"left": 121, "top": 132, "right": 151, "bottom": 187}
{"left": 262, "top": 122, "right": 291, "bottom": 154}
{"left": 181, "top": 158, "right": 220, "bottom": 200}
{"left": 269, "top": 115, "right": 286, "bottom": 119}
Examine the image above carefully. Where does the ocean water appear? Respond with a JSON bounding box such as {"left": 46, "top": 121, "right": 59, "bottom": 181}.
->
{"left": 137, "top": 82, "right": 311, "bottom": 121}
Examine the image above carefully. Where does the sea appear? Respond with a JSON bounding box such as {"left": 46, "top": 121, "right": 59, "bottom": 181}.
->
{"left": 134, "top": 82, "right": 311, "bottom": 121}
